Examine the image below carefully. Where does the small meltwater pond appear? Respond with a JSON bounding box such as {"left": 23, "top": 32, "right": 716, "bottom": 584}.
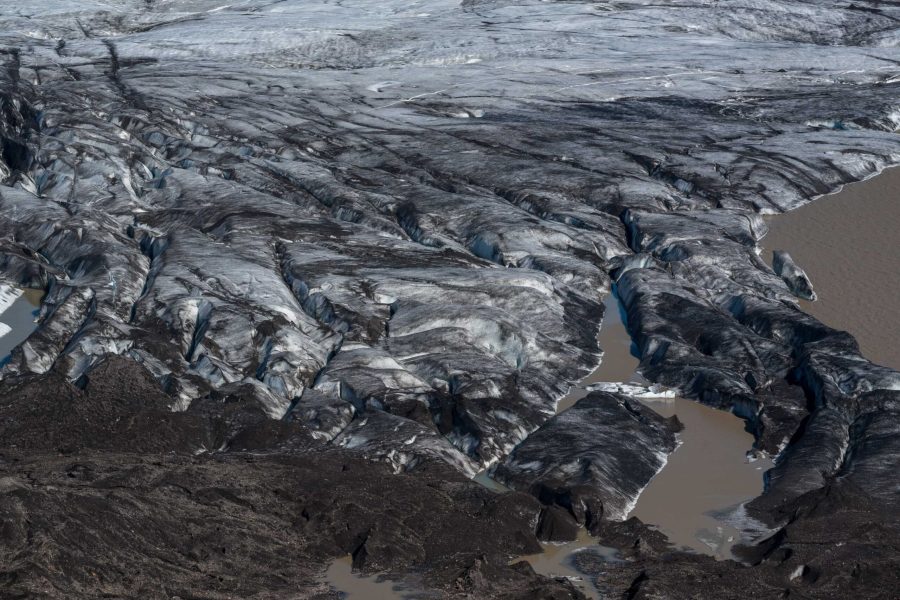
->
{"left": 323, "top": 556, "right": 414, "bottom": 600}
{"left": 556, "top": 293, "right": 645, "bottom": 413}
{"left": 0, "top": 283, "right": 43, "bottom": 361}
{"left": 563, "top": 292, "right": 772, "bottom": 560}
{"left": 515, "top": 528, "right": 623, "bottom": 600}
{"left": 628, "top": 397, "right": 773, "bottom": 559}
{"left": 323, "top": 555, "right": 444, "bottom": 600}
{"left": 510, "top": 290, "right": 772, "bottom": 590}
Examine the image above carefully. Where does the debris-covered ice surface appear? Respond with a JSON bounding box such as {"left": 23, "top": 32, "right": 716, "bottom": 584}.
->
{"left": 0, "top": 0, "right": 898, "bottom": 533}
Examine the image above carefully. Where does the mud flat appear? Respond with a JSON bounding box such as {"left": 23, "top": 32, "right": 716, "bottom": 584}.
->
{"left": 762, "top": 166, "right": 900, "bottom": 370}
{"left": 0, "top": 284, "right": 42, "bottom": 360}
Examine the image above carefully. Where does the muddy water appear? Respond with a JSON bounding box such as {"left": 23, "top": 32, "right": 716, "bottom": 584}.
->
{"left": 323, "top": 556, "right": 421, "bottom": 600}
{"left": 0, "top": 284, "right": 43, "bottom": 360}
{"left": 555, "top": 292, "right": 642, "bottom": 413}
{"left": 583, "top": 291, "right": 776, "bottom": 559}
{"left": 515, "top": 527, "right": 622, "bottom": 600}
{"left": 628, "top": 398, "right": 774, "bottom": 559}
{"left": 762, "top": 166, "right": 900, "bottom": 370}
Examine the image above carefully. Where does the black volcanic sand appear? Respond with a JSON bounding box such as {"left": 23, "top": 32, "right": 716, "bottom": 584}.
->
{"left": 0, "top": 341, "right": 898, "bottom": 600}
{"left": 0, "top": 357, "right": 582, "bottom": 600}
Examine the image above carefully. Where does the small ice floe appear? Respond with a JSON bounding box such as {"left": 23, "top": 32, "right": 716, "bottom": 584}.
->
{"left": 745, "top": 448, "right": 771, "bottom": 464}
{"left": 585, "top": 381, "right": 676, "bottom": 398}
{"left": 773, "top": 250, "right": 817, "bottom": 301}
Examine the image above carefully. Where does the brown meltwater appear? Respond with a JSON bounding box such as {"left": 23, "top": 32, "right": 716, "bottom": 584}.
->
{"left": 627, "top": 397, "right": 774, "bottom": 559}
{"left": 555, "top": 292, "right": 643, "bottom": 413}
{"left": 517, "top": 291, "right": 771, "bottom": 582}
{"left": 481, "top": 291, "right": 635, "bottom": 596}
{"left": 514, "top": 528, "right": 623, "bottom": 600}
{"left": 761, "top": 165, "right": 900, "bottom": 370}
{"left": 0, "top": 284, "right": 43, "bottom": 360}
{"left": 323, "top": 556, "right": 429, "bottom": 600}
